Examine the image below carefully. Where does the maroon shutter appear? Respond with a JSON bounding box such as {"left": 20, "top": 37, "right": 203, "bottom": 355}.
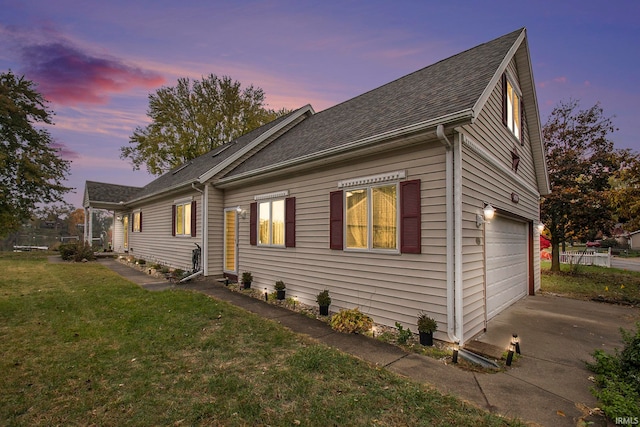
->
{"left": 191, "top": 201, "right": 197, "bottom": 237}
{"left": 139, "top": 212, "right": 142, "bottom": 232}
{"left": 249, "top": 202, "right": 257, "bottom": 246}
{"left": 400, "top": 180, "right": 421, "bottom": 254}
{"left": 501, "top": 73, "right": 508, "bottom": 126}
{"left": 131, "top": 213, "right": 134, "bottom": 232}
{"left": 329, "top": 190, "right": 343, "bottom": 250}
{"left": 171, "top": 205, "right": 176, "bottom": 236}
{"left": 285, "top": 197, "right": 296, "bottom": 248}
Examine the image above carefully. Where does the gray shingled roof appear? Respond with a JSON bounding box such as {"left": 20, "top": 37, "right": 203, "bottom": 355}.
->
{"left": 84, "top": 181, "right": 143, "bottom": 207}
{"left": 108, "top": 109, "right": 302, "bottom": 204}
{"left": 226, "top": 29, "right": 523, "bottom": 177}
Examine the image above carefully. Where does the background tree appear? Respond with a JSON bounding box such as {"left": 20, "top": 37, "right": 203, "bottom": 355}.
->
{"left": 120, "top": 74, "right": 291, "bottom": 176}
{"left": 0, "top": 71, "right": 71, "bottom": 237}
{"left": 609, "top": 150, "right": 640, "bottom": 232}
{"left": 540, "top": 100, "right": 621, "bottom": 271}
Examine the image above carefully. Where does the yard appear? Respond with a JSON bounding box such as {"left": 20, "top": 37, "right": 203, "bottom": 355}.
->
{"left": 0, "top": 252, "right": 519, "bottom": 426}
{"left": 541, "top": 260, "right": 640, "bottom": 305}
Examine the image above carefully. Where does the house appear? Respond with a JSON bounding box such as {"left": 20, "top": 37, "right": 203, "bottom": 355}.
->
{"left": 84, "top": 28, "right": 549, "bottom": 345}
{"left": 630, "top": 230, "right": 640, "bottom": 250}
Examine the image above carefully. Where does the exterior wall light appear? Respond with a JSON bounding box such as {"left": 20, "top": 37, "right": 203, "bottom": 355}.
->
{"left": 236, "top": 206, "right": 246, "bottom": 219}
{"left": 476, "top": 203, "right": 496, "bottom": 227}
{"left": 537, "top": 222, "right": 545, "bottom": 233}
{"left": 512, "top": 333, "right": 521, "bottom": 354}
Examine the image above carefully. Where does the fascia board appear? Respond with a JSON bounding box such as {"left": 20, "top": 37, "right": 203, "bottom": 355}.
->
{"left": 197, "top": 104, "right": 315, "bottom": 184}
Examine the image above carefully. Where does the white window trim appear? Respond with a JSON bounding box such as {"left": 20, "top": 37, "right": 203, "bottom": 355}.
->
{"left": 257, "top": 198, "right": 286, "bottom": 248}
{"left": 174, "top": 199, "right": 192, "bottom": 237}
{"left": 343, "top": 182, "right": 400, "bottom": 254}
{"left": 338, "top": 170, "right": 406, "bottom": 189}
{"left": 132, "top": 209, "right": 141, "bottom": 232}
{"left": 505, "top": 74, "right": 522, "bottom": 142}
{"left": 254, "top": 190, "right": 289, "bottom": 201}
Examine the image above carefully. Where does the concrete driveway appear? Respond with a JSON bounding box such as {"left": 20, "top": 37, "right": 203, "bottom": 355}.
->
{"left": 473, "top": 294, "right": 639, "bottom": 426}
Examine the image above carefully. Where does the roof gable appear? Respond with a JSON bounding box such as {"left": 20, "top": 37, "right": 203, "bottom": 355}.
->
{"left": 224, "top": 28, "right": 526, "bottom": 179}
{"left": 83, "top": 181, "right": 143, "bottom": 209}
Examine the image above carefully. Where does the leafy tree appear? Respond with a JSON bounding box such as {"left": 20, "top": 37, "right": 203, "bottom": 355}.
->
{"left": 541, "top": 100, "right": 620, "bottom": 271}
{"left": 0, "top": 71, "right": 71, "bottom": 237}
{"left": 120, "top": 74, "right": 291, "bottom": 176}
{"left": 609, "top": 150, "right": 640, "bottom": 232}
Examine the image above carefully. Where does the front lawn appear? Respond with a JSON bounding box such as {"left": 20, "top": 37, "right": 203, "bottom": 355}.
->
{"left": 0, "top": 252, "right": 520, "bottom": 426}
{"left": 541, "top": 260, "right": 640, "bottom": 305}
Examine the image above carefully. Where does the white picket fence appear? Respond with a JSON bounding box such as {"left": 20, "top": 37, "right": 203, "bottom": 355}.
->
{"left": 559, "top": 247, "right": 612, "bottom": 268}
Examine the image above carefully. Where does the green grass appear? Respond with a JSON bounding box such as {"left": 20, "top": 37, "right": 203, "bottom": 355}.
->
{"left": 541, "top": 260, "right": 640, "bottom": 305}
{"left": 0, "top": 252, "right": 521, "bottom": 426}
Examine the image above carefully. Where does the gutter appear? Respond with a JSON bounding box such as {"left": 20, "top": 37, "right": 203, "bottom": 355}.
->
{"left": 437, "top": 125, "right": 461, "bottom": 344}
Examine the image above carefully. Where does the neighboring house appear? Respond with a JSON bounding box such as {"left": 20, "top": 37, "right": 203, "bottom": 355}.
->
{"left": 84, "top": 28, "right": 549, "bottom": 345}
{"left": 630, "top": 231, "right": 640, "bottom": 250}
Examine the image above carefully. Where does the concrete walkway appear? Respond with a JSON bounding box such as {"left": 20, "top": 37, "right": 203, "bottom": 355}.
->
{"left": 93, "top": 257, "right": 639, "bottom": 427}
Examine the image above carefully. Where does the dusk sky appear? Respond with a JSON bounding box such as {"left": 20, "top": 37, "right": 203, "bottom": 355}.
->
{"left": 2, "top": 0, "right": 638, "bottom": 209}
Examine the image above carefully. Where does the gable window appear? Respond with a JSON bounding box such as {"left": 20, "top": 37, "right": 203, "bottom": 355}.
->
{"left": 331, "top": 172, "right": 421, "bottom": 254}
{"left": 250, "top": 191, "right": 295, "bottom": 248}
{"left": 502, "top": 74, "right": 521, "bottom": 141}
{"left": 172, "top": 198, "right": 197, "bottom": 237}
{"left": 132, "top": 210, "right": 142, "bottom": 232}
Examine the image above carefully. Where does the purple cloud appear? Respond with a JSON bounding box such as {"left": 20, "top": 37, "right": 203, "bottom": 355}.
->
{"left": 20, "top": 42, "right": 165, "bottom": 106}
{"left": 51, "top": 140, "right": 80, "bottom": 160}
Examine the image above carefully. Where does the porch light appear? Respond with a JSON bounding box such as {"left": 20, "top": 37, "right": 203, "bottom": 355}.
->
{"left": 537, "top": 222, "right": 545, "bottom": 233}
{"left": 116, "top": 215, "right": 123, "bottom": 222}
{"left": 452, "top": 341, "right": 459, "bottom": 364}
{"left": 476, "top": 203, "right": 496, "bottom": 227}
{"left": 236, "top": 206, "right": 246, "bottom": 219}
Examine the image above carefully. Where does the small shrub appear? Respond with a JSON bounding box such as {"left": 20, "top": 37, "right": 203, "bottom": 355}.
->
{"left": 417, "top": 312, "right": 438, "bottom": 333}
{"left": 274, "top": 280, "right": 286, "bottom": 290}
{"left": 136, "top": 259, "right": 146, "bottom": 265}
{"left": 59, "top": 242, "right": 95, "bottom": 262}
{"left": 316, "top": 290, "right": 331, "bottom": 306}
{"left": 152, "top": 263, "right": 162, "bottom": 270}
{"left": 330, "top": 308, "right": 373, "bottom": 334}
{"left": 242, "top": 272, "right": 253, "bottom": 282}
{"left": 395, "top": 322, "right": 412, "bottom": 345}
{"left": 173, "top": 269, "right": 185, "bottom": 277}
{"left": 587, "top": 322, "right": 640, "bottom": 420}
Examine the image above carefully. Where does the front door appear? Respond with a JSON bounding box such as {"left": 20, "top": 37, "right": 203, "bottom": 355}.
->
{"left": 223, "top": 209, "right": 238, "bottom": 274}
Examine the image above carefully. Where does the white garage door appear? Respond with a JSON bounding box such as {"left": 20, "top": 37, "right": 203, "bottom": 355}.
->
{"left": 485, "top": 215, "right": 528, "bottom": 320}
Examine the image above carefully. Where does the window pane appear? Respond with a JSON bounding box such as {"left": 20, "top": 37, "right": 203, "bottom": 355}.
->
{"left": 372, "top": 185, "right": 397, "bottom": 249}
{"left": 513, "top": 91, "right": 520, "bottom": 139}
{"left": 259, "top": 202, "right": 270, "bottom": 244}
{"left": 133, "top": 212, "right": 140, "bottom": 232}
{"left": 346, "top": 189, "right": 367, "bottom": 248}
{"left": 176, "top": 205, "right": 184, "bottom": 235}
{"left": 184, "top": 203, "right": 191, "bottom": 235}
{"left": 272, "top": 199, "right": 285, "bottom": 245}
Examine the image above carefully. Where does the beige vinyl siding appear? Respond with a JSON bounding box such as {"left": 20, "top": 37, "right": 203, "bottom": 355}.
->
{"left": 112, "top": 210, "right": 126, "bottom": 253}
{"left": 457, "top": 61, "right": 543, "bottom": 340}
{"left": 127, "top": 190, "right": 202, "bottom": 271}
{"left": 224, "top": 142, "right": 450, "bottom": 337}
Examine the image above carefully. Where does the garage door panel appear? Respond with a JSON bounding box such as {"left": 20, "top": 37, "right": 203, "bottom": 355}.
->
{"left": 486, "top": 216, "right": 528, "bottom": 320}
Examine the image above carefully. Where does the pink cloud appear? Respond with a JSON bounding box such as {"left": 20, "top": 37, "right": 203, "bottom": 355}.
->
{"left": 50, "top": 140, "right": 80, "bottom": 160}
{"left": 20, "top": 41, "right": 165, "bottom": 106}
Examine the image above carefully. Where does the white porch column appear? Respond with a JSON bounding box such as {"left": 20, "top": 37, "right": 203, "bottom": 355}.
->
{"left": 84, "top": 207, "right": 93, "bottom": 244}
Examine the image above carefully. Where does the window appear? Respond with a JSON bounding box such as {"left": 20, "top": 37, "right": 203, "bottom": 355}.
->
{"left": 345, "top": 184, "right": 397, "bottom": 250}
{"left": 331, "top": 179, "right": 420, "bottom": 254}
{"left": 250, "top": 195, "right": 295, "bottom": 248}
{"left": 132, "top": 211, "right": 142, "bottom": 232}
{"left": 502, "top": 74, "right": 521, "bottom": 141}
{"left": 172, "top": 199, "right": 196, "bottom": 237}
{"left": 259, "top": 199, "right": 285, "bottom": 246}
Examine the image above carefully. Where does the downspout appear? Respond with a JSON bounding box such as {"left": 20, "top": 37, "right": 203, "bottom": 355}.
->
{"left": 191, "top": 182, "right": 206, "bottom": 276}
{"left": 436, "top": 125, "right": 461, "bottom": 344}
